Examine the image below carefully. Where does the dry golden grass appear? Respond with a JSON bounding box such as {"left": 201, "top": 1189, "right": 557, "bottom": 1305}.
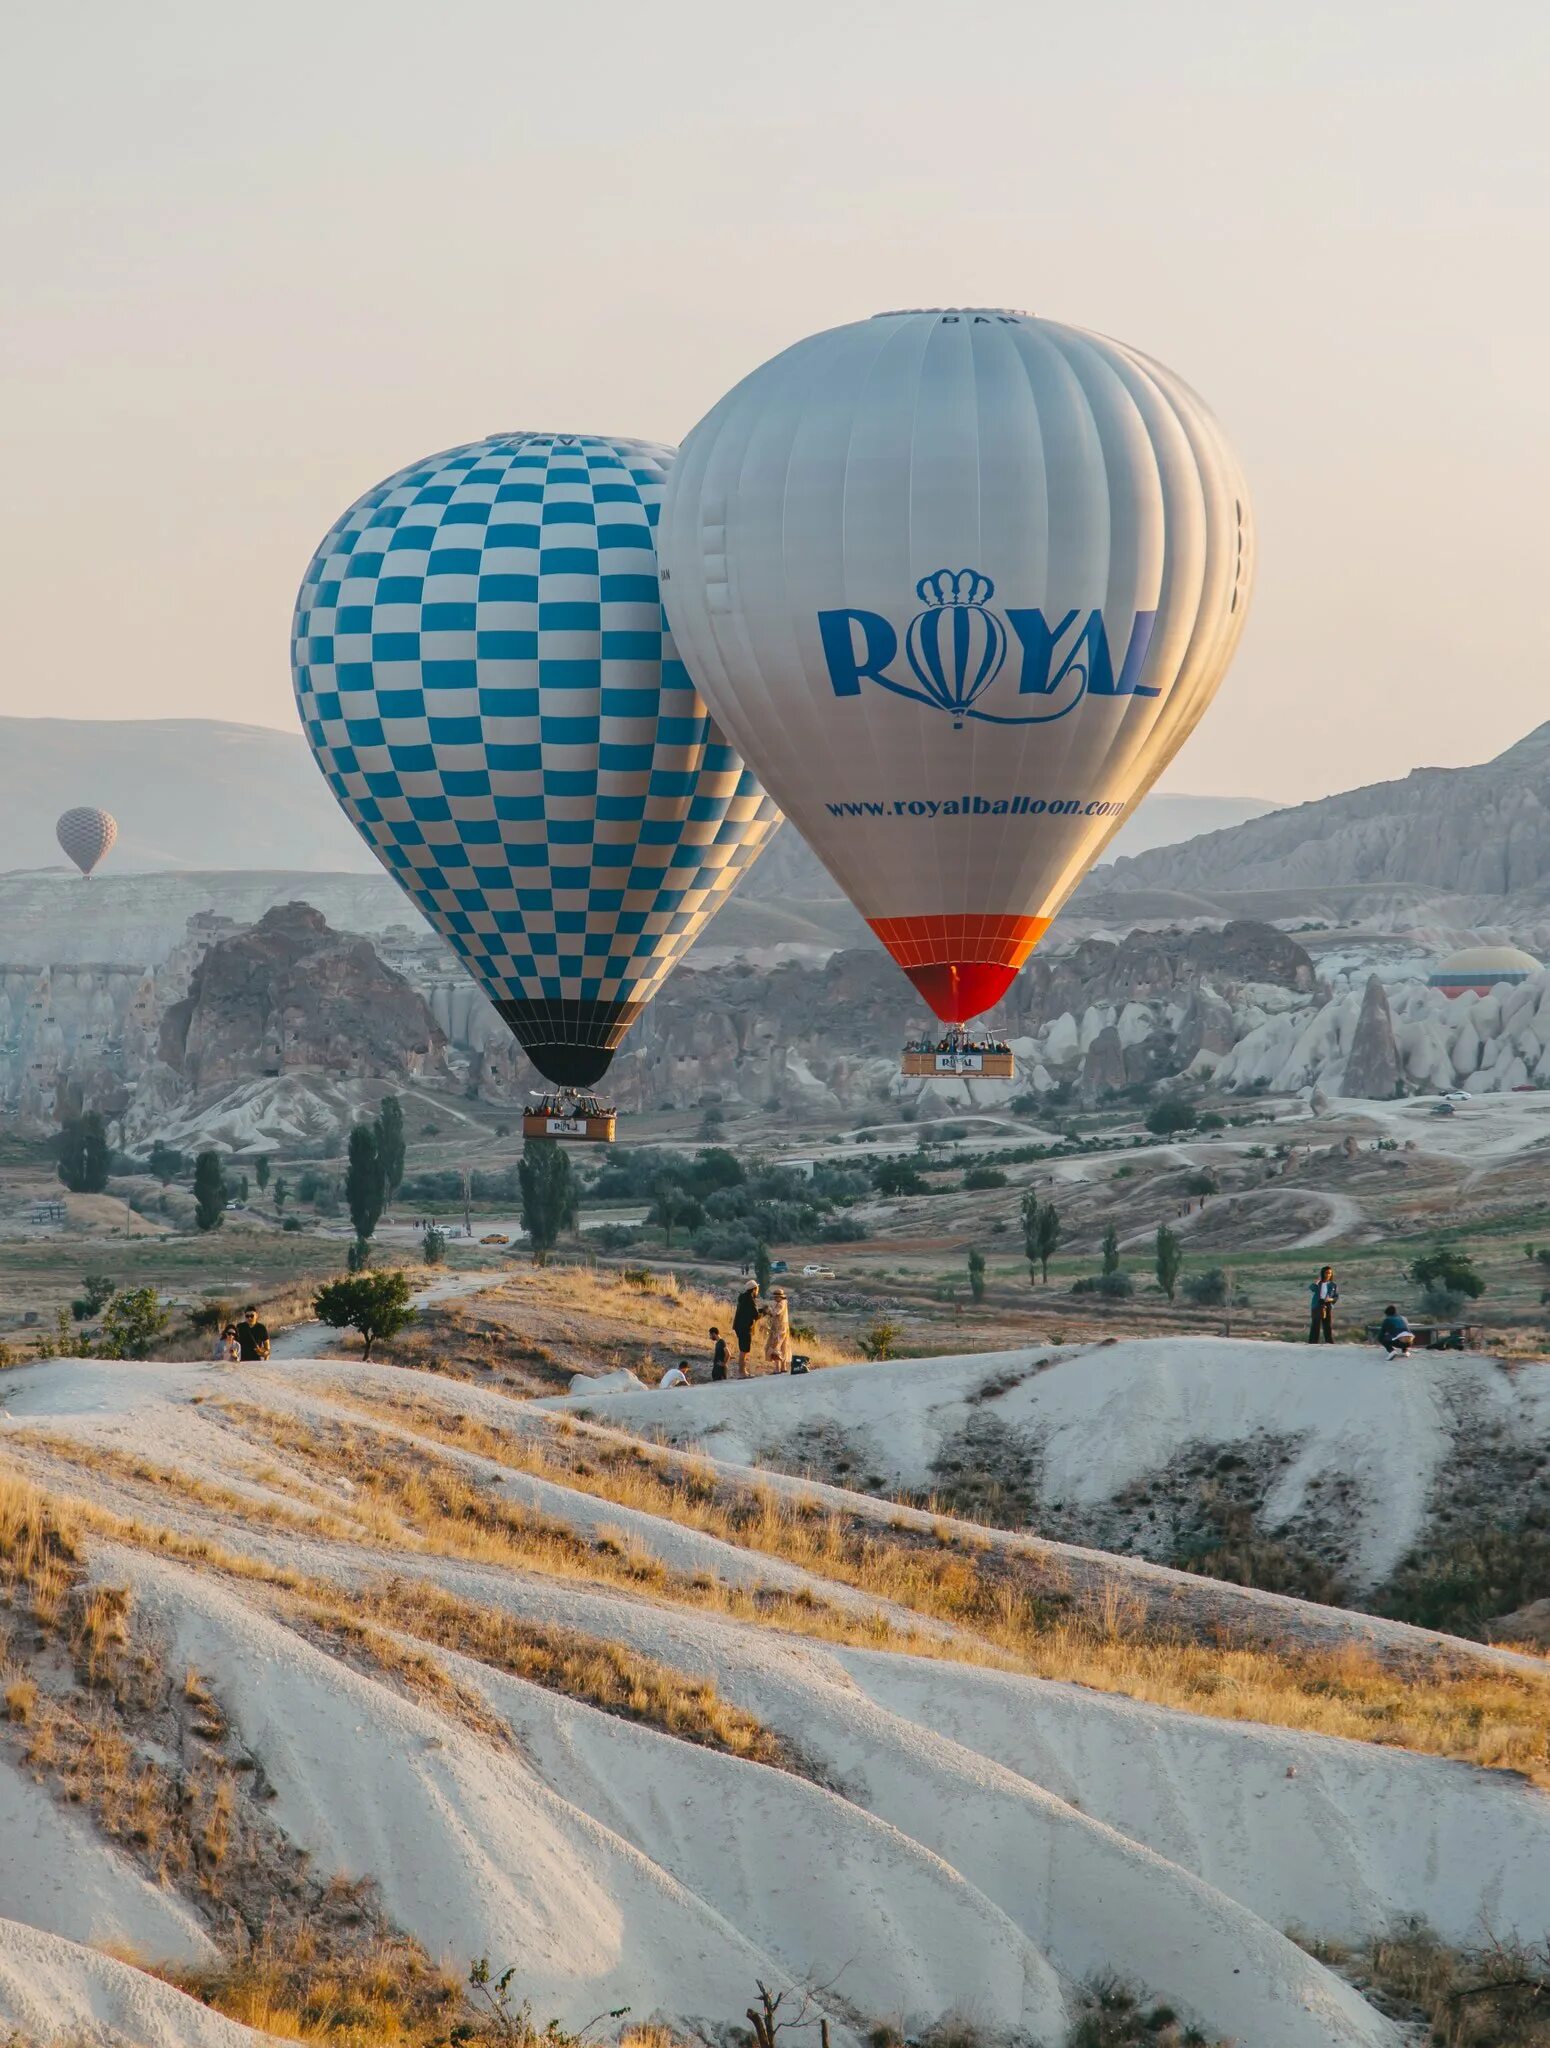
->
{"left": 1300, "top": 1928, "right": 1550, "bottom": 2047}
{"left": 0, "top": 1468, "right": 82, "bottom": 1626}
{"left": 218, "top": 1400, "right": 922, "bottom": 1653}
{"left": 334, "top": 1391, "right": 1550, "bottom": 1787}
{"left": 331, "top": 1574, "right": 794, "bottom": 1769}
{"left": 499, "top": 1264, "right": 857, "bottom": 1369}
{"left": 167, "top": 1918, "right": 466, "bottom": 2046}
{"left": 17, "top": 1478, "right": 797, "bottom": 1771}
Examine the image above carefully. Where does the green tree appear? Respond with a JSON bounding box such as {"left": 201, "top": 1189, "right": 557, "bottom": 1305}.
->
{"left": 1101, "top": 1223, "right": 1121, "bottom": 1276}
{"left": 273, "top": 1175, "right": 288, "bottom": 1212}
{"left": 237, "top": 1173, "right": 249, "bottom": 1203}
{"left": 1146, "top": 1097, "right": 1198, "bottom": 1136}
{"left": 71, "top": 1274, "right": 115, "bottom": 1322}
{"left": 345, "top": 1123, "right": 386, "bottom": 1252}
{"left": 375, "top": 1095, "right": 406, "bottom": 1204}
{"left": 193, "top": 1151, "right": 227, "bottom": 1232}
{"left": 754, "top": 1240, "right": 774, "bottom": 1295}
{"left": 873, "top": 1158, "right": 928, "bottom": 1197}
{"left": 1409, "top": 1246, "right": 1485, "bottom": 1299}
{"left": 518, "top": 1140, "right": 577, "bottom": 1264}
{"left": 967, "top": 1246, "right": 986, "bottom": 1304}
{"left": 1155, "top": 1222, "right": 1183, "bottom": 1302}
{"left": 312, "top": 1271, "right": 415, "bottom": 1360}
{"left": 98, "top": 1287, "right": 171, "bottom": 1360}
{"left": 255, "top": 1154, "right": 270, "bottom": 1192}
{"left": 1021, "top": 1190, "right": 1061, "bottom": 1284}
{"left": 147, "top": 1141, "right": 185, "bottom": 1183}
{"left": 422, "top": 1224, "right": 448, "bottom": 1266}
{"left": 57, "top": 1113, "right": 109, "bottom": 1194}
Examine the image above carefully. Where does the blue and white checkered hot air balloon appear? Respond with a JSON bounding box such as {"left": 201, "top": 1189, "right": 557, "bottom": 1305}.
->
{"left": 291, "top": 432, "right": 779, "bottom": 1091}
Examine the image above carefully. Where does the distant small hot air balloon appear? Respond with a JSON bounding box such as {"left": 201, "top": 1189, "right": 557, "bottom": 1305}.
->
{"left": 56, "top": 807, "right": 118, "bottom": 879}
{"left": 661, "top": 308, "right": 1254, "bottom": 1028}
{"left": 291, "top": 431, "right": 778, "bottom": 1127}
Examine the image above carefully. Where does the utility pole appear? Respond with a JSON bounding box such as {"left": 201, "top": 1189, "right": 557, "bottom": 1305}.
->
{"left": 461, "top": 1166, "right": 472, "bottom": 1239}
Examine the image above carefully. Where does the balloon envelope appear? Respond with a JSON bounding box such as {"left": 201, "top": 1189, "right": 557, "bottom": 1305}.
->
{"left": 660, "top": 309, "right": 1253, "bottom": 1022}
{"left": 56, "top": 807, "right": 117, "bottom": 878}
{"left": 291, "top": 432, "right": 778, "bottom": 1086}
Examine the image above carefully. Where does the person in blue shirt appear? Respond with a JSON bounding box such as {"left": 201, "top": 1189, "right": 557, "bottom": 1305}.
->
{"left": 1377, "top": 1305, "right": 1415, "bottom": 1359}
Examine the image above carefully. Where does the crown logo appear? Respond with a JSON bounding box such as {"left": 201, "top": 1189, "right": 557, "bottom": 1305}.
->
{"left": 905, "top": 566, "right": 1007, "bottom": 725}
{"left": 914, "top": 567, "right": 996, "bottom": 610}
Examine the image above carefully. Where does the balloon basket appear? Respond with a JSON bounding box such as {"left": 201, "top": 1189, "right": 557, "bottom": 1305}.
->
{"left": 901, "top": 1033, "right": 1014, "bottom": 1081}
{"left": 523, "top": 1090, "right": 617, "bottom": 1144}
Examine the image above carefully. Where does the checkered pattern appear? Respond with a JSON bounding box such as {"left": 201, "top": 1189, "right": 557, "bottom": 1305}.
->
{"left": 292, "top": 433, "right": 779, "bottom": 1037}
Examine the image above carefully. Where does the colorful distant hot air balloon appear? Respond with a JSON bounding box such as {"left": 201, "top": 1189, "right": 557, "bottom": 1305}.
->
{"left": 56, "top": 807, "right": 118, "bottom": 879}
{"left": 660, "top": 309, "right": 1253, "bottom": 1026}
{"left": 291, "top": 433, "right": 778, "bottom": 1104}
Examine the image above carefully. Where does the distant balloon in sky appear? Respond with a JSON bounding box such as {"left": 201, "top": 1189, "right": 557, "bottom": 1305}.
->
{"left": 291, "top": 432, "right": 778, "bottom": 1088}
{"left": 56, "top": 807, "right": 118, "bottom": 878}
{"left": 661, "top": 309, "right": 1254, "bottom": 1023}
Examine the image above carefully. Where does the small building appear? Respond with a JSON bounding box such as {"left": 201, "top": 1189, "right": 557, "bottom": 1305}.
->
{"left": 1427, "top": 945, "right": 1542, "bottom": 1000}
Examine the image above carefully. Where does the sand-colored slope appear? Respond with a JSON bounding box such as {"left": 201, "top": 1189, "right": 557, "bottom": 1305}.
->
{"left": 0, "top": 1915, "right": 275, "bottom": 2046}
{"left": 0, "top": 1758, "right": 216, "bottom": 1969}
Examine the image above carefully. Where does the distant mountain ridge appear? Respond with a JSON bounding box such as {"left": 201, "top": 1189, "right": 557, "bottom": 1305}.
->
{"left": 0, "top": 716, "right": 1278, "bottom": 933}
{"left": 1084, "top": 724, "right": 1550, "bottom": 913}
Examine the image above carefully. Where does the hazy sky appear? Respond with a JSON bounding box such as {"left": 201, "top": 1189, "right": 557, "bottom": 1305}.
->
{"left": 3, "top": 0, "right": 1546, "bottom": 802}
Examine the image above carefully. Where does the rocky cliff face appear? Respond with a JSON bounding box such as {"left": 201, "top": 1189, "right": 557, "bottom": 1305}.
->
{"left": 1008, "top": 922, "right": 1315, "bottom": 1028}
{"left": 1090, "top": 724, "right": 1550, "bottom": 906}
{"left": 158, "top": 903, "right": 448, "bottom": 1090}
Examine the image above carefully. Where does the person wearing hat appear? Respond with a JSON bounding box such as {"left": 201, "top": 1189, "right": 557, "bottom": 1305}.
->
{"left": 731, "top": 1280, "right": 763, "bottom": 1377}
{"left": 762, "top": 1286, "right": 792, "bottom": 1374}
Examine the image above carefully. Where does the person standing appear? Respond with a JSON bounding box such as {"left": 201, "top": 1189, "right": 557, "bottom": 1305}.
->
{"left": 709, "top": 1326, "right": 729, "bottom": 1382}
{"left": 1308, "top": 1266, "right": 1337, "bottom": 1344}
{"left": 731, "top": 1281, "right": 762, "bottom": 1377}
{"left": 762, "top": 1286, "right": 792, "bottom": 1374}
{"left": 235, "top": 1306, "right": 270, "bottom": 1362}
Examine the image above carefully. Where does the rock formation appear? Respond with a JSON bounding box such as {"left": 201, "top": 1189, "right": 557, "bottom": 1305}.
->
{"left": 1342, "top": 975, "right": 1404, "bottom": 1098}
{"left": 158, "top": 903, "right": 447, "bottom": 1090}
{"left": 1090, "top": 722, "right": 1550, "bottom": 906}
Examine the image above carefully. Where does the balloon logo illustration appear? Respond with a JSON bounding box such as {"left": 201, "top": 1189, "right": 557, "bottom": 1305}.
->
{"left": 904, "top": 570, "right": 1007, "bottom": 727}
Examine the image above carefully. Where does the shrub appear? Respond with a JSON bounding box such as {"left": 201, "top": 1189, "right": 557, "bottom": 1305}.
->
{"left": 1071, "top": 1271, "right": 1132, "bottom": 1298}
{"left": 1410, "top": 1246, "right": 1485, "bottom": 1299}
{"left": 1182, "top": 1169, "right": 1219, "bottom": 1196}
{"left": 962, "top": 1166, "right": 1007, "bottom": 1190}
{"left": 281, "top": 1215, "right": 302, "bottom": 1232}
{"left": 187, "top": 1298, "right": 233, "bottom": 1336}
{"left": 421, "top": 1225, "right": 448, "bottom": 1266}
{"left": 1146, "top": 1098, "right": 1197, "bottom": 1136}
{"left": 860, "top": 1320, "right": 902, "bottom": 1360}
{"left": 1182, "top": 1268, "right": 1229, "bottom": 1306}
{"left": 873, "top": 1159, "right": 928, "bottom": 1196}
{"left": 1420, "top": 1285, "right": 1469, "bottom": 1321}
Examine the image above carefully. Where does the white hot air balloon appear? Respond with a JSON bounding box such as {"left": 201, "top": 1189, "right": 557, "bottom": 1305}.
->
{"left": 661, "top": 308, "right": 1253, "bottom": 1030}
{"left": 56, "top": 807, "right": 118, "bottom": 879}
